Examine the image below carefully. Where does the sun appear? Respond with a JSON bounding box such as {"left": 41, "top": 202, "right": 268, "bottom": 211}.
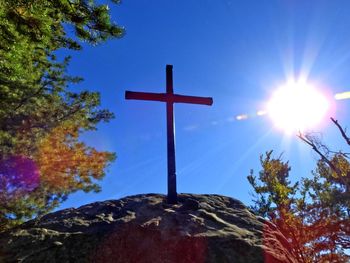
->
{"left": 267, "top": 81, "right": 330, "bottom": 134}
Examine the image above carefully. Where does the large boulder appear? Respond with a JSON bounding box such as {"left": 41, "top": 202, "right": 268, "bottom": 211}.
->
{"left": 0, "top": 194, "right": 297, "bottom": 262}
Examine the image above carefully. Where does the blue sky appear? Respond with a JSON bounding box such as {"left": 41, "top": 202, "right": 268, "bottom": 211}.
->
{"left": 59, "top": 0, "right": 350, "bottom": 209}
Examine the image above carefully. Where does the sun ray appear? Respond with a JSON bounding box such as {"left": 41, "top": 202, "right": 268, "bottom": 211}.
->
{"left": 215, "top": 129, "right": 274, "bottom": 192}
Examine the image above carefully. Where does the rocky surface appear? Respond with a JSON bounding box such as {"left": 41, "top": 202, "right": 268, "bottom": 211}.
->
{"left": 0, "top": 194, "right": 297, "bottom": 263}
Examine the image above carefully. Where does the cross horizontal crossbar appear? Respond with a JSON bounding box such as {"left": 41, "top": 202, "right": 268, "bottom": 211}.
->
{"left": 125, "top": 91, "right": 213, "bottom": 105}
{"left": 125, "top": 65, "right": 213, "bottom": 204}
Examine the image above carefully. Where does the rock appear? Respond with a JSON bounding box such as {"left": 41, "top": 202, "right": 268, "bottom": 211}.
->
{"left": 0, "top": 194, "right": 298, "bottom": 263}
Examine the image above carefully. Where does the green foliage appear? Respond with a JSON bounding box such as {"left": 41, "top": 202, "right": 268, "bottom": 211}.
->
{"left": 248, "top": 151, "right": 298, "bottom": 217}
{"left": 249, "top": 147, "right": 350, "bottom": 262}
{"left": 0, "top": 0, "right": 123, "bottom": 230}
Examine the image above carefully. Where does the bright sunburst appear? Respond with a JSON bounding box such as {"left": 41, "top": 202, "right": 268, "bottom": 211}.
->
{"left": 267, "top": 81, "right": 330, "bottom": 134}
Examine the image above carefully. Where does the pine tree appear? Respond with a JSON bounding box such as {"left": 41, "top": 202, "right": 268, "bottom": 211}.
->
{"left": 0, "top": 0, "right": 123, "bottom": 230}
{"left": 248, "top": 119, "right": 350, "bottom": 262}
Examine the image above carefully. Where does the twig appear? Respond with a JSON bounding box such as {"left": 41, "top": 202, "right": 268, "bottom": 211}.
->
{"left": 297, "top": 132, "right": 340, "bottom": 176}
{"left": 331, "top": 117, "right": 350, "bottom": 147}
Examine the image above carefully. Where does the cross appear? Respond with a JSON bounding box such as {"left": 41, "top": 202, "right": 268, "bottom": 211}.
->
{"left": 125, "top": 65, "right": 213, "bottom": 204}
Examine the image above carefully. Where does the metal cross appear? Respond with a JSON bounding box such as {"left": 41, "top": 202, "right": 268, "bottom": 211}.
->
{"left": 125, "top": 65, "right": 213, "bottom": 204}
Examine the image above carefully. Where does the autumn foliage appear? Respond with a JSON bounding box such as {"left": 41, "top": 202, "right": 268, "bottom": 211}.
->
{"left": 0, "top": 0, "right": 122, "bottom": 230}
{"left": 249, "top": 119, "right": 350, "bottom": 262}
{"left": 36, "top": 123, "right": 114, "bottom": 192}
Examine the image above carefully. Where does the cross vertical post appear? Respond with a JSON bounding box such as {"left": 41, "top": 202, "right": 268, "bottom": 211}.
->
{"left": 125, "top": 65, "right": 213, "bottom": 204}
{"left": 166, "top": 65, "right": 177, "bottom": 204}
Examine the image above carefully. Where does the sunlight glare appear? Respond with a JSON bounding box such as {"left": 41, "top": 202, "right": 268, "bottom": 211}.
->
{"left": 267, "top": 81, "right": 329, "bottom": 134}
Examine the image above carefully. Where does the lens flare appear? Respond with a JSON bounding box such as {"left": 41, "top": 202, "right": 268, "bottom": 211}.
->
{"left": 0, "top": 156, "right": 40, "bottom": 195}
{"left": 236, "top": 114, "right": 248, "bottom": 121}
{"left": 257, "top": 110, "right": 267, "bottom": 116}
{"left": 334, "top": 91, "right": 350, "bottom": 100}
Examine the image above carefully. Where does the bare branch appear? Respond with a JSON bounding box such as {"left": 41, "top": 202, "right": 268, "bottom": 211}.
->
{"left": 297, "top": 132, "right": 341, "bottom": 176}
{"left": 331, "top": 117, "right": 350, "bottom": 147}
